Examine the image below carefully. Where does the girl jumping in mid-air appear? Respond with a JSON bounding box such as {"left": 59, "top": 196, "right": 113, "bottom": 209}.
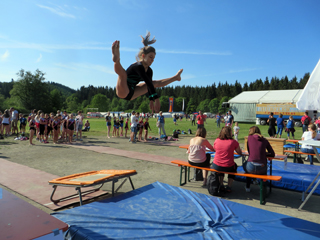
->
{"left": 112, "top": 32, "right": 183, "bottom": 113}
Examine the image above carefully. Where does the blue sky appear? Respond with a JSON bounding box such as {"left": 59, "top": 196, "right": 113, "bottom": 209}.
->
{"left": 0, "top": 0, "right": 319, "bottom": 90}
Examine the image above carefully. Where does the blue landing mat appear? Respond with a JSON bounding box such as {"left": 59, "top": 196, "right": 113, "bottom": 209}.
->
{"left": 52, "top": 182, "right": 320, "bottom": 240}
{"left": 235, "top": 161, "right": 320, "bottom": 195}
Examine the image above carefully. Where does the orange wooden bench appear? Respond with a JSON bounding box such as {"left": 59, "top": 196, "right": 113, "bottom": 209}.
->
{"left": 171, "top": 160, "right": 282, "bottom": 205}
{"left": 284, "top": 150, "right": 317, "bottom": 163}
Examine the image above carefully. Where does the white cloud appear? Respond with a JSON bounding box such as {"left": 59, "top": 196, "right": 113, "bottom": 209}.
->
{"left": 0, "top": 37, "right": 231, "bottom": 56}
{"left": 36, "top": 4, "right": 76, "bottom": 19}
{"left": 1, "top": 50, "right": 9, "bottom": 61}
{"left": 54, "top": 62, "right": 115, "bottom": 75}
{"left": 36, "top": 54, "right": 42, "bottom": 62}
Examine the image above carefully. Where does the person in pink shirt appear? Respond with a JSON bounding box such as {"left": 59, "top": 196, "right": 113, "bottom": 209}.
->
{"left": 212, "top": 126, "right": 242, "bottom": 192}
{"left": 187, "top": 127, "right": 215, "bottom": 186}
{"left": 196, "top": 110, "right": 206, "bottom": 129}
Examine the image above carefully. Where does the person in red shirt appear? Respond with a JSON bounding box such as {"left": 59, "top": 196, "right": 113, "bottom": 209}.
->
{"left": 196, "top": 110, "right": 206, "bottom": 129}
{"left": 212, "top": 126, "right": 242, "bottom": 192}
{"left": 301, "top": 111, "right": 311, "bottom": 132}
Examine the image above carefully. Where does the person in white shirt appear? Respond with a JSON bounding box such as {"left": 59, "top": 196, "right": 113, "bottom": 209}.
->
{"left": 301, "top": 123, "right": 320, "bottom": 165}
{"left": 76, "top": 111, "right": 84, "bottom": 141}
{"left": 10, "top": 107, "right": 19, "bottom": 135}
{"left": 130, "top": 110, "right": 139, "bottom": 143}
{"left": 233, "top": 122, "right": 240, "bottom": 141}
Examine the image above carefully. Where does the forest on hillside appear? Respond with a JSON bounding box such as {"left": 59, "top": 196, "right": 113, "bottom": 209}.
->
{"left": 0, "top": 69, "right": 310, "bottom": 114}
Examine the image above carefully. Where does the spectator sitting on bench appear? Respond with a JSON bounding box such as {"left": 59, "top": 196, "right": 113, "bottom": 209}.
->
{"left": 82, "top": 120, "right": 90, "bottom": 131}
{"left": 187, "top": 127, "right": 215, "bottom": 187}
{"left": 243, "top": 126, "right": 275, "bottom": 192}
{"left": 301, "top": 123, "right": 320, "bottom": 165}
{"left": 212, "top": 126, "right": 242, "bottom": 193}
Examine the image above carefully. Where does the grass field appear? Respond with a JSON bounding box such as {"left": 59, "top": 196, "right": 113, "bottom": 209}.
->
{"left": 85, "top": 117, "right": 304, "bottom": 142}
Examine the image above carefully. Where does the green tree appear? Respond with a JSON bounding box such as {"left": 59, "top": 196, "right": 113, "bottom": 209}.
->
{"left": 218, "top": 96, "right": 229, "bottom": 113}
{"left": 90, "top": 93, "right": 110, "bottom": 112}
{"left": 66, "top": 94, "right": 80, "bottom": 113}
{"left": 209, "top": 98, "right": 219, "bottom": 113}
{"left": 159, "top": 96, "right": 169, "bottom": 112}
{"left": 197, "top": 99, "right": 210, "bottom": 112}
{"left": 174, "top": 97, "right": 185, "bottom": 112}
{"left": 186, "top": 97, "right": 196, "bottom": 113}
{"left": 10, "top": 69, "right": 51, "bottom": 112}
{"left": 110, "top": 97, "right": 120, "bottom": 111}
{"left": 50, "top": 89, "right": 63, "bottom": 112}
{"left": 0, "top": 93, "right": 6, "bottom": 110}
{"left": 138, "top": 100, "right": 150, "bottom": 113}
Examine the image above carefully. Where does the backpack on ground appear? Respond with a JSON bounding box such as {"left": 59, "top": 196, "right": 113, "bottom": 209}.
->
{"left": 172, "top": 130, "right": 179, "bottom": 138}
{"left": 194, "top": 169, "right": 204, "bottom": 181}
{"left": 207, "top": 172, "right": 221, "bottom": 196}
{"left": 296, "top": 154, "right": 304, "bottom": 164}
{"left": 188, "top": 129, "right": 192, "bottom": 134}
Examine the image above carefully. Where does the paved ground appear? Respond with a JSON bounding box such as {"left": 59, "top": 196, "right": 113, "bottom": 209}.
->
{"left": 1, "top": 134, "right": 320, "bottom": 224}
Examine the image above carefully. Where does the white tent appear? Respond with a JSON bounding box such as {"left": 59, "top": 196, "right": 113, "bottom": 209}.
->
{"left": 296, "top": 59, "right": 320, "bottom": 111}
{"left": 228, "top": 89, "right": 303, "bottom": 122}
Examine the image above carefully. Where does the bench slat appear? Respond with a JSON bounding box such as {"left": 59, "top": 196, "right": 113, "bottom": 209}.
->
{"left": 284, "top": 150, "right": 316, "bottom": 156}
{"left": 171, "top": 160, "right": 282, "bottom": 181}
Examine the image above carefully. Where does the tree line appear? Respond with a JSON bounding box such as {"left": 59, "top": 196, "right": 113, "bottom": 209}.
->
{"left": 0, "top": 69, "right": 309, "bottom": 114}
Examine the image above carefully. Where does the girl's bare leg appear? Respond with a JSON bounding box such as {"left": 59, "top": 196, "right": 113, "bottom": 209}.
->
{"left": 112, "top": 41, "right": 130, "bottom": 99}
{"left": 107, "top": 125, "right": 111, "bottom": 138}
{"left": 29, "top": 130, "right": 34, "bottom": 145}
{"left": 144, "top": 131, "right": 148, "bottom": 141}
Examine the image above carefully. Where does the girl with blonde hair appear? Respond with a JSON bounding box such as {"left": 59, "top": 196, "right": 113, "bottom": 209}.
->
{"left": 112, "top": 32, "right": 183, "bottom": 113}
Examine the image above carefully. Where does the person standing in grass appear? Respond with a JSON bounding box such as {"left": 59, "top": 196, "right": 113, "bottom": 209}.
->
{"left": 267, "top": 112, "right": 276, "bottom": 137}
{"left": 138, "top": 117, "right": 144, "bottom": 141}
{"left": 76, "top": 111, "right": 84, "bottom": 141}
{"left": 130, "top": 110, "right": 138, "bottom": 143}
{"left": 29, "top": 114, "right": 36, "bottom": 145}
{"left": 19, "top": 113, "right": 27, "bottom": 135}
{"left": 233, "top": 122, "right": 240, "bottom": 141}
{"left": 124, "top": 117, "right": 129, "bottom": 138}
{"left": 157, "top": 111, "right": 166, "bottom": 138}
{"left": 119, "top": 116, "right": 124, "bottom": 137}
{"left": 275, "top": 113, "right": 285, "bottom": 138}
{"left": 105, "top": 112, "right": 112, "bottom": 138}
{"left": 285, "top": 116, "right": 295, "bottom": 139}
{"left": 67, "top": 114, "right": 75, "bottom": 144}
{"left": 112, "top": 116, "right": 117, "bottom": 137}
{"left": 196, "top": 110, "right": 205, "bottom": 129}
{"left": 52, "top": 115, "right": 60, "bottom": 144}
{"left": 216, "top": 113, "right": 221, "bottom": 128}
{"left": 144, "top": 117, "right": 151, "bottom": 141}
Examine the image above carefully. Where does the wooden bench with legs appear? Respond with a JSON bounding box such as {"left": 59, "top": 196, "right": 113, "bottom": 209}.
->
{"left": 284, "top": 150, "right": 317, "bottom": 163}
{"left": 171, "top": 160, "right": 282, "bottom": 205}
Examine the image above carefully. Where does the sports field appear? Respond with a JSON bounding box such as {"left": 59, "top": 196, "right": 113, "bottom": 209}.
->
{"left": 0, "top": 118, "right": 319, "bottom": 225}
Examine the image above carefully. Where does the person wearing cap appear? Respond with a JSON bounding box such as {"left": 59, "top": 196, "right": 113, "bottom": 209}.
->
{"left": 130, "top": 110, "right": 139, "bottom": 143}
